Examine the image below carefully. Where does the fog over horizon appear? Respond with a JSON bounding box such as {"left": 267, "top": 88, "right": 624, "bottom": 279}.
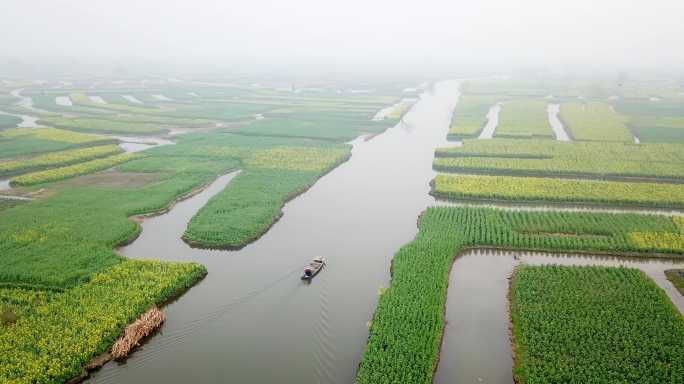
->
{"left": 2, "top": 0, "right": 683, "bottom": 78}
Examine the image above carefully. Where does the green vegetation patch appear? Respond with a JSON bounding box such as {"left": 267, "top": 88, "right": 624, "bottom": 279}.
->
{"left": 615, "top": 99, "right": 684, "bottom": 117}
{"left": 0, "top": 128, "right": 115, "bottom": 158}
{"left": 0, "top": 199, "right": 26, "bottom": 212}
{"left": 356, "top": 207, "right": 684, "bottom": 383}
{"left": 0, "top": 144, "right": 123, "bottom": 177}
{"left": 184, "top": 145, "right": 349, "bottom": 248}
{"left": 628, "top": 116, "right": 684, "bottom": 143}
{"left": 244, "top": 146, "right": 349, "bottom": 171}
{"left": 447, "top": 95, "right": 499, "bottom": 139}
{"left": 163, "top": 102, "right": 272, "bottom": 121}
{"left": 495, "top": 99, "right": 553, "bottom": 139}
{"left": 233, "top": 115, "right": 392, "bottom": 141}
{"left": 0, "top": 260, "right": 206, "bottom": 384}
{"left": 11, "top": 152, "right": 141, "bottom": 186}
{"left": 511, "top": 266, "right": 684, "bottom": 383}
{"left": 432, "top": 173, "right": 684, "bottom": 209}
{"left": 559, "top": 102, "right": 633, "bottom": 142}
{"left": 434, "top": 139, "right": 684, "bottom": 180}
{"left": 38, "top": 116, "right": 168, "bottom": 135}
{"left": 0, "top": 164, "right": 233, "bottom": 290}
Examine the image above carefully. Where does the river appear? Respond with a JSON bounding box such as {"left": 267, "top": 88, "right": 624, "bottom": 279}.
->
{"left": 87, "top": 80, "right": 461, "bottom": 384}
{"left": 434, "top": 249, "right": 684, "bottom": 384}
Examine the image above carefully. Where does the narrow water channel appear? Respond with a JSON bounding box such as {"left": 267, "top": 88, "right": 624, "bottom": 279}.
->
{"left": 88, "top": 80, "right": 461, "bottom": 384}
{"left": 89, "top": 95, "right": 107, "bottom": 104}
{"left": 0, "top": 109, "right": 40, "bottom": 128}
{"left": 115, "top": 136, "right": 176, "bottom": 153}
{"left": 434, "top": 249, "right": 684, "bottom": 384}
{"left": 6, "top": 88, "right": 49, "bottom": 125}
{"left": 478, "top": 103, "right": 501, "bottom": 139}
{"left": 547, "top": 104, "right": 571, "bottom": 141}
{"left": 123, "top": 95, "right": 144, "bottom": 104}
{"left": 55, "top": 96, "right": 73, "bottom": 107}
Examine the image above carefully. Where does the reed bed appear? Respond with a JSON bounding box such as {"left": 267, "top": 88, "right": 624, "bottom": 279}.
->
{"left": 111, "top": 307, "right": 166, "bottom": 359}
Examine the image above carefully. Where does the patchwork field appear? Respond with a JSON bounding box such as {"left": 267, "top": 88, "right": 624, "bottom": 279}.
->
{"left": 356, "top": 206, "right": 684, "bottom": 383}
{"left": 4, "top": 75, "right": 684, "bottom": 384}
{"left": 0, "top": 76, "right": 411, "bottom": 383}
{"left": 358, "top": 77, "right": 684, "bottom": 383}
{"left": 434, "top": 139, "right": 684, "bottom": 180}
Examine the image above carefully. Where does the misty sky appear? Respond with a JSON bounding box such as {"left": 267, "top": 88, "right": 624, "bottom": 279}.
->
{"left": 2, "top": 0, "right": 683, "bottom": 76}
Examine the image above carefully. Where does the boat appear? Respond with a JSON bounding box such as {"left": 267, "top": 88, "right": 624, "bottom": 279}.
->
{"left": 301, "top": 257, "right": 326, "bottom": 280}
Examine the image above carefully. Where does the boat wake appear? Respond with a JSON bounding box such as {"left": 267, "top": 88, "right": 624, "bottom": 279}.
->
{"left": 313, "top": 275, "right": 336, "bottom": 384}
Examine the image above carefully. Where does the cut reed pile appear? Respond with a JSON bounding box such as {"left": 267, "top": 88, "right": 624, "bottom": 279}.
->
{"left": 111, "top": 307, "right": 165, "bottom": 359}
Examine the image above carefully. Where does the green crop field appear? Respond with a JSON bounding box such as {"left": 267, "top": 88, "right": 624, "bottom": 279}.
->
{"left": 0, "top": 260, "right": 206, "bottom": 384}
{"left": 434, "top": 139, "right": 684, "bottom": 180}
{"left": 233, "top": 116, "right": 393, "bottom": 141}
{"left": 38, "top": 116, "right": 168, "bottom": 135}
{"left": 184, "top": 145, "right": 350, "bottom": 248}
{"left": 628, "top": 115, "right": 684, "bottom": 143}
{"left": 614, "top": 99, "right": 684, "bottom": 116}
{"left": 447, "top": 94, "right": 499, "bottom": 139}
{"left": 30, "top": 94, "right": 113, "bottom": 116}
{"left": 357, "top": 206, "right": 684, "bottom": 383}
{"left": 0, "top": 144, "right": 123, "bottom": 176}
{"left": 69, "top": 92, "right": 166, "bottom": 115}
{"left": 0, "top": 128, "right": 116, "bottom": 158}
{"left": 559, "top": 102, "right": 633, "bottom": 142}
{"left": 432, "top": 173, "right": 684, "bottom": 208}
{"left": 0, "top": 199, "right": 26, "bottom": 212}
{"left": 0, "top": 169, "right": 225, "bottom": 290}
{"left": 495, "top": 99, "right": 553, "bottom": 139}
{"left": 511, "top": 266, "right": 684, "bottom": 383}
{"left": 11, "top": 152, "right": 141, "bottom": 186}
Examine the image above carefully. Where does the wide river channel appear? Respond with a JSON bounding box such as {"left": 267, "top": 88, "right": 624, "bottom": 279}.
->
{"left": 89, "top": 80, "right": 462, "bottom": 383}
